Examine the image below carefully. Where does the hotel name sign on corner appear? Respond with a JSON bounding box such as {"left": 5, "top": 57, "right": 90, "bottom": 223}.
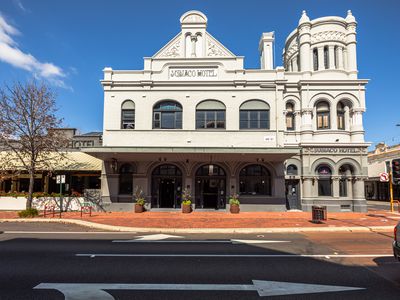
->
{"left": 169, "top": 68, "right": 218, "bottom": 80}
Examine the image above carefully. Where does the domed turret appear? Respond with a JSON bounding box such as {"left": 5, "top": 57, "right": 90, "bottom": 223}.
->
{"left": 299, "top": 10, "right": 310, "bottom": 25}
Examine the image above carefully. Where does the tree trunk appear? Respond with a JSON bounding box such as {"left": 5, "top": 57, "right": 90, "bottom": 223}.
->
{"left": 26, "top": 170, "right": 34, "bottom": 210}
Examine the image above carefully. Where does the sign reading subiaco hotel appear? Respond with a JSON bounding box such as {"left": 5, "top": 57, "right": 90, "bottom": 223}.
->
{"left": 169, "top": 67, "right": 218, "bottom": 80}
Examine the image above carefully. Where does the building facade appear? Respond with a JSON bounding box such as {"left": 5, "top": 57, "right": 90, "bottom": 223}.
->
{"left": 86, "top": 10, "right": 369, "bottom": 212}
{"left": 0, "top": 128, "right": 102, "bottom": 196}
{"left": 366, "top": 143, "right": 400, "bottom": 201}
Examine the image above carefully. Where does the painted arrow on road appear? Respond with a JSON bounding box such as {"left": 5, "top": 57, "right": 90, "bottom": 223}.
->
{"left": 34, "top": 280, "right": 364, "bottom": 299}
{"left": 112, "top": 234, "right": 183, "bottom": 242}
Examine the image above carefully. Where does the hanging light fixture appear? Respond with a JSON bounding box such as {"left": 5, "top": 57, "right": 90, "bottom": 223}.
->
{"left": 208, "top": 164, "right": 214, "bottom": 176}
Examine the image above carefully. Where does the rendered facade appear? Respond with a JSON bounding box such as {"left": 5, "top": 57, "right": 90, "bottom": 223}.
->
{"left": 86, "top": 10, "right": 369, "bottom": 212}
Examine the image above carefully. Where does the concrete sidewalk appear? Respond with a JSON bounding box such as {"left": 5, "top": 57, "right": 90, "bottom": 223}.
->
{"left": 0, "top": 209, "right": 399, "bottom": 233}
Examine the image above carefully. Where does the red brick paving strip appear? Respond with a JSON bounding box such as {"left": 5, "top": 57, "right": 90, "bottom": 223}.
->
{"left": 0, "top": 210, "right": 398, "bottom": 229}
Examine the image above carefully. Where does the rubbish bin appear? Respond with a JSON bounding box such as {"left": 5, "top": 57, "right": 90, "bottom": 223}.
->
{"left": 311, "top": 205, "right": 327, "bottom": 223}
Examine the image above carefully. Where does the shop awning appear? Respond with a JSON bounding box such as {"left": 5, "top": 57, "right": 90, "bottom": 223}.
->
{"left": 84, "top": 146, "right": 301, "bottom": 162}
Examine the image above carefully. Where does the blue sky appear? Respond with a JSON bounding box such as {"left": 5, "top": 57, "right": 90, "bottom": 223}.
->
{"left": 0, "top": 0, "right": 398, "bottom": 148}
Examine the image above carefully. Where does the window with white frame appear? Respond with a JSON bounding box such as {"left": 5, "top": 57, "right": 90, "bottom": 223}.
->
{"left": 121, "top": 100, "right": 135, "bottom": 129}
{"left": 285, "top": 102, "right": 295, "bottom": 131}
{"left": 196, "top": 100, "right": 226, "bottom": 129}
{"left": 316, "top": 101, "right": 330, "bottom": 129}
{"left": 239, "top": 100, "right": 270, "bottom": 129}
{"left": 153, "top": 101, "right": 182, "bottom": 129}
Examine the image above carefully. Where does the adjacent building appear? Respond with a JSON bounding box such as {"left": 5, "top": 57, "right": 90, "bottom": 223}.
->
{"left": 0, "top": 129, "right": 102, "bottom": 196}
{"left": 85, "top": 10, "right": 369, "bottom": 212}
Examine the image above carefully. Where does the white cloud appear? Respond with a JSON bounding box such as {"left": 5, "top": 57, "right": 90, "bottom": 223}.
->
{"left": 0, "top": 13, "right": 68, "bottom": 88}
{"left": 13, "top": 0, "right": 30, "bottom": 14}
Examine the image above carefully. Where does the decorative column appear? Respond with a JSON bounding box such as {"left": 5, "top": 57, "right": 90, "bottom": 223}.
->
{"left": 345, "top": 10, "right": 358, "bottom": 76}
{"left": 300, "top": 108, "right": 313, "bottom": 141}
{"left": 328, "top": 45, "right": 335, "bottom": 69}
{"left": 350, "top": 108, "right": 365, "bottom": 142}
{"left": 346, "top": 169, "right": 352, "bottom": 198}
{"left": 337, "top": 46, "right": 344, "bottom": 69}
{"left": 332, "top": 177, "right": 340, "bottom": 198}
{"left": 298, "top": 11, "right": 311, "bottom": 75}
{"left": 190, "top": 34, "right": 197, "bottom": 57}
{"left": 292, "top": 56, "right": 299, "bottom": 71}
{"left": 317, "top": 46, "right": 324, "bottom": 70}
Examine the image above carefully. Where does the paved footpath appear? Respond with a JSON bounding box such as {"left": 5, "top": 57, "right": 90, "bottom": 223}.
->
{"left": 1, "top": 209, "right": 399, "bottom": 232}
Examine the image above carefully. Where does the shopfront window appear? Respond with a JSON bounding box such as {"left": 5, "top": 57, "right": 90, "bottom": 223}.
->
{"left": 119, "top": 163, "right": 134, "bottom": 194}
{"left": 317, "top": 165, "right": 332, "bottom": 196}
{"left": 239, "top": 164, "right": 271, "bottom": 196}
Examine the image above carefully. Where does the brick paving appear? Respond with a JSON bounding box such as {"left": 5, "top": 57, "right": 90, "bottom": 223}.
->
{"left": 0, "top": 209, "right": 399, "bottom": 229}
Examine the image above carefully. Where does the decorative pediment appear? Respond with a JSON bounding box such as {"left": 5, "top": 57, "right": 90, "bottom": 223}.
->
{"left": 152, "top": 11, "right": 236, "bottom": 59}
{"left": 153, "top": 34, "right": 182, "bottom": 58}
{"left": 206, "top": 33, "right": 235, "bottom": 57}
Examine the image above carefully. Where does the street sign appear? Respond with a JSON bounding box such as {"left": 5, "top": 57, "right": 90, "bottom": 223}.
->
{"left": 56, "top": 175, "right": 66, "bottom": 184}
{"left": 379, "top": 172, "right": 389, "bottom": 182}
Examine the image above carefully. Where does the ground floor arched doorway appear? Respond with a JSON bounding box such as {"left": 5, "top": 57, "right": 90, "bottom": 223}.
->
{"left": 195, "top": 164, "right": 226, "bottom": 209}
{"left": 151, "top": 164, "right": 182, "bottom": 208}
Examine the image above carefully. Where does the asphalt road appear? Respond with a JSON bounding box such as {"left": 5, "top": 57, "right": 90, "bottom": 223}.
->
{"left": 0, "top": 223, "right": 399, "bottom": 299}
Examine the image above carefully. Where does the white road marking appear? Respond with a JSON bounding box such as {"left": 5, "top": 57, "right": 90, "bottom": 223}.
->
{"left": 112, "top": 239, "right": 290, "bottom": 244}
{"left": 76, "top": 253, "right": 393, "bottom": 258}
{"left": 34, "top": 280, "right": 364, "bottom": 299}
{"left": 231, "top": 239, "right": 290, "bottom": 244}
{"left": 113, "top": 234, "right": 183, "bottom": 242}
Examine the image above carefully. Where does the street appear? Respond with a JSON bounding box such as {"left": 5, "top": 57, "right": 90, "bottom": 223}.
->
{"left": 0, "top": 223, "right": 399, "bottom": 299}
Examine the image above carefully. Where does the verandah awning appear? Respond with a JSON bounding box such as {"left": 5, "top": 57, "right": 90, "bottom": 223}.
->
{"left": 83, "top": 146, "right": 301, "bottom": 162}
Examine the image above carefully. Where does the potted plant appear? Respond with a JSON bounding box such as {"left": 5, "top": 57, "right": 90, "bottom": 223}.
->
{"left": 181, "top": 188, "right": 192, "bottom": 214}
{"left": 229, "top": 194, "right": 240, "bottom": 214}
{"left": 133, "top": 186, "right": 146, "bottom": 213}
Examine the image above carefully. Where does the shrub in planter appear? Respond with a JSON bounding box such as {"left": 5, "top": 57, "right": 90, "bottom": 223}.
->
{"left": 229, "top": 194, "right": 240, "bottom": 214}
{"left": 181, "top": 188, "right": 192, "bottom": 214}
{"left": 18, "top": 208, "right": 39, "bottom": 218}
{"left": 133, "top": 186, "right": 146, "bottom": 213}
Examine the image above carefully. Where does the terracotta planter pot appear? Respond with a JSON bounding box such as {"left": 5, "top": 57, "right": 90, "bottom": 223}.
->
{"left": 134, "top": 204, "right": 145, "bottom": 213}
{"left": 182, "top": 204, "right": 192, "bottom": 214}
{"left": 230, "top": 204, "right": 240, "bottom": 214}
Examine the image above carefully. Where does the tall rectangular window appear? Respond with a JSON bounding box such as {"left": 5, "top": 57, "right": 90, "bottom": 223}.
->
{"left": 121, "top": 110, "right": 135, "bottom": 129}
{"left": 196, "top": 110, "right": 225, "bottom": 129}
{"left": 239, "top": 110, "right": 269, "bottom": 129}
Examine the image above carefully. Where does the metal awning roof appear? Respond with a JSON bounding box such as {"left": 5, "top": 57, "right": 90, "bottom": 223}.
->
{"left": 83, "top": 146, "right": 301, "bottom": 161}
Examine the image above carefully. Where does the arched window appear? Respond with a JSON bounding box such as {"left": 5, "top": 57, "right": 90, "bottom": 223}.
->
{"left": 121, "top": 100, "right": 135, "bottom": 129}
{"left": 119, "top": 163, "right": 134, "bottom": 194}
{"left": 239, "top": 164, "right": 271, "bottom": 196}
{"left": 317, "top": 165, "right": 332, "bottom": 196}
{"left": 287, "top": 164, "right": 298, "bottom": 175}
{"left": 239, "top": 100, "right": 270, "bottom": 129}
{"left": 313, "top": 48, "right": 318, "bottom": 71}
{"left": 285, "top": 102, "right": 295, "bottom": 131}
{"left": 316, "top": 101, "right": 330, "bottom": 129}
{"left": 153, "top": 101, "right": 182, "bottom": 129}
{"left": 337, "top": 102, "right": 345, "bottom": 130}
{"left": 334, "top": 46, "right": 338, "bottom": 68}
{"left": 324, "top": 46, "right": 329, "bottom": 69}
{"left": 196, "top": 100, "right": 226, "bottom": 129}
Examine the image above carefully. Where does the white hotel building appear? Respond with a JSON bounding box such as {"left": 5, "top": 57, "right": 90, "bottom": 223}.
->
{"left": 86, "top": 10, "right": 369, "bottom": 212}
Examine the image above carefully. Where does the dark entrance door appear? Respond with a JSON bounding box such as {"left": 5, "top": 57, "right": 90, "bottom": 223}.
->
{"left": 286, "top": 180, "right": 301, "bottom": 210}
{"left": 195, "top": 164, "right": 226, "bottom": 209}
{"left": 159, "top": 179, "right": 175, "bottom": 208}
{"left": 151, "top": 164, "right": 182, "bottom": 209}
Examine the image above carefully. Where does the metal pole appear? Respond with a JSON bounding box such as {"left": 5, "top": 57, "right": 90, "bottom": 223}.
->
{"left": 59, "top": 182, "right": 63, "bottom": 217}
{"left": 390, "top": 172, "right": 394, "bottom": 212}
